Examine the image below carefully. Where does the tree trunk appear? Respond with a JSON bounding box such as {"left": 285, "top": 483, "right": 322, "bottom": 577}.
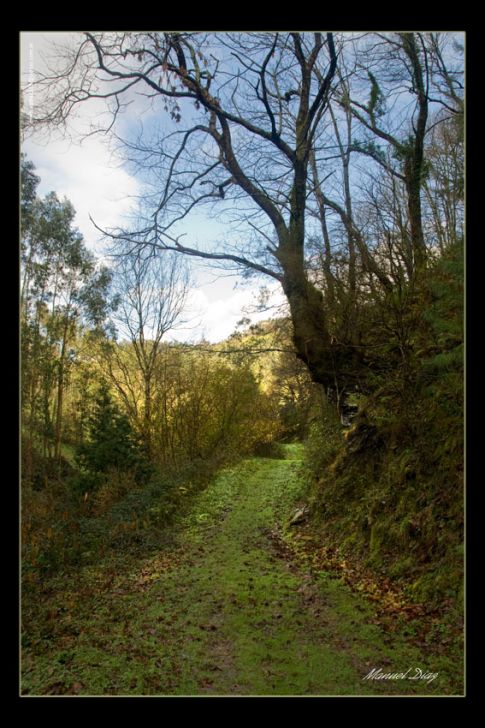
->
{"left": 400, "top": 33, "right": 429, "bottom": 273}
{"left": 54, "top": 317, "right": 71, "bottom": 463}
{"left": 279, "top": 246, "right": 333, "bottom": 388}
{"left": 144, "top": 376, "right": 152, "bottom": 458}
{"left": 54, "top": 368, "right": 64, "bottom": 462}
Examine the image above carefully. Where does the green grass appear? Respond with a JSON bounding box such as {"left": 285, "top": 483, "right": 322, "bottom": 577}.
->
{"left": 21, "top": 445, "right": 463, "bottom": 696}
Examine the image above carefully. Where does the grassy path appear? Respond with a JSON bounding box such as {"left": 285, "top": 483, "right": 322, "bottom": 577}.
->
{"left": 22, "top": 445, "right": 462, "bottom": 696}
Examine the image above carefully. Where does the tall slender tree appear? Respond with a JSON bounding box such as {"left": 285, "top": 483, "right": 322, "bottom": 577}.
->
{"left": 100, "top": 248, "right": 189, "bottom": 457}
{"left": 21, "top": 160, "right": 112, "bottom": 474}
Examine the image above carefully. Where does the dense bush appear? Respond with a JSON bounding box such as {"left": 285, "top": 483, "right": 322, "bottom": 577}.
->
{"left": 75, "top": 382, "right": 152, "bottom": 488}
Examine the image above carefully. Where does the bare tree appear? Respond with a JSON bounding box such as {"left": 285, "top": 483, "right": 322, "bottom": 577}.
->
{"left": 335, "top": 32, "right": 463, "bottom": 274}
{"left": 25, "top": 31, "right": 464, "bottom": 395}
{"left": 26, "top": 31, "right": 342, "bottom": 389}
{"left": 101, "top": 249, "right": 189, "bottom": 456}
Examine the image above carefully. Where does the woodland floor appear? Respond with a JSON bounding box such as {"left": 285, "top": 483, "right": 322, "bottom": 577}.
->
{"left": 21, "top": 444, "right": 463, "bottom": 696}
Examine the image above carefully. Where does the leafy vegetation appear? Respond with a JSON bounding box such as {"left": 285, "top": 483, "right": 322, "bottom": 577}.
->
{"left": 75, "top": 382, "right": 152, "bottom": 488}
{"left": 22, "top": 446, "right": 462, "bottom": 696}
{"left": 303, "top": 240, "right": 463, "bottom": 631}
{"left": 21, "top": 31, "right": 464, "bottom": 696}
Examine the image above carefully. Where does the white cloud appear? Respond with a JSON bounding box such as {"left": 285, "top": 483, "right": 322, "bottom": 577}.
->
{"left": 22, "top": 32, "right": 141, "bottom": 252}
{"left": 169, "top": 283, "right": 287, "bottom": 343}
{"left": 23, "top": 136, "right": 140, "bottom": 253}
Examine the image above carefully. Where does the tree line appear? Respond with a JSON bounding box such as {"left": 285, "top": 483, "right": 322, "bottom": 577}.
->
{"left": 24, "top": 31, "right": 463, "bottom": 419}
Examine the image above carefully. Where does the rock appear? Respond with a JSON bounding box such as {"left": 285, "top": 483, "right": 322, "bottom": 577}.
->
{"left": 289, "top": 507, "right": 308, "bottom": 526}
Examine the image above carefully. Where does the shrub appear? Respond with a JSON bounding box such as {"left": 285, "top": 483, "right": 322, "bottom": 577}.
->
{"left": 76, "top": 382, "right": 151, "bottom": 488}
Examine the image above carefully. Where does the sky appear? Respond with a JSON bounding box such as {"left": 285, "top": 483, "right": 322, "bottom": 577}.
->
{"left": 20, "top": 31, "right": 287, "bottom": 343}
